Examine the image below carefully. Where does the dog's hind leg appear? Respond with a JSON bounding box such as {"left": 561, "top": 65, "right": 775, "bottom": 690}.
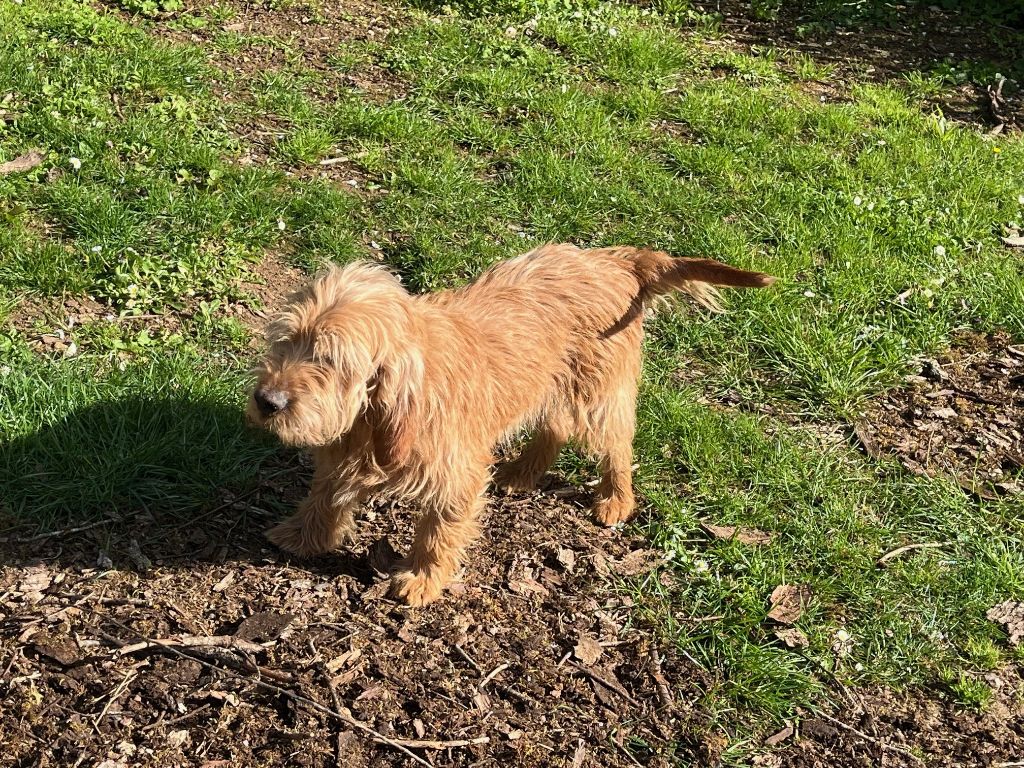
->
{"left": 493, "top": 406, "right": 572, "bottom": 491}
{"left": 573, "top": 334, "right": 642, "bottom": 527}
{"left": 266, "top": 446, "right": 364, "bottom": 557}
{"left": 586, "top": 381, "right": 638, "bottom": 526}
{"left": 392, "top": 461, "right": 489, "bottom": 606}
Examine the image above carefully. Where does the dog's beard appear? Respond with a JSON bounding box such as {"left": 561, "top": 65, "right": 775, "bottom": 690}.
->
{"left": 250, "top": 380, "right": 367, "bottom": 449}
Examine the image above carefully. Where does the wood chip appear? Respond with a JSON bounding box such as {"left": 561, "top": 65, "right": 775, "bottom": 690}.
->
{"left": 556, "top": 547, "right": 577, "bottom": 572}
{"left": 212, "top": 572, "right": 235, "bottom": 593}
{"left": 508, "top": 577, "right": 549, "bottom": 597}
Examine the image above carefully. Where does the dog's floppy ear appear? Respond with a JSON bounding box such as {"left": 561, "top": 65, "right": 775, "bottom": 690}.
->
{"left": 369, "top": 348, "right": 424, "bottom": 469}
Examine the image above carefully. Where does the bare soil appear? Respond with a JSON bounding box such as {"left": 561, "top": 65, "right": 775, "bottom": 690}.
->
{"left": 0, "top": 478, "right": 715, "bottom": 768}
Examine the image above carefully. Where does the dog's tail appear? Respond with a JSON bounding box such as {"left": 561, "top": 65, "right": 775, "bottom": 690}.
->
{"left": 625, "top": 248, "right": 776, "bottom": 312}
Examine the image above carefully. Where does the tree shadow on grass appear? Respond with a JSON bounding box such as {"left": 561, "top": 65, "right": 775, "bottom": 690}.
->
{"left": 702, "top": 0, "right": 1023, "bottom": 127}
{"left": 0, "top": 395, "right": 373, "bottom": 582}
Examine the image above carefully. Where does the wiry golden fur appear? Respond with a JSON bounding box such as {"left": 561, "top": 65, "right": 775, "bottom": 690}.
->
{"left": 248, "top": 244, "right": 775, "bottom": 605}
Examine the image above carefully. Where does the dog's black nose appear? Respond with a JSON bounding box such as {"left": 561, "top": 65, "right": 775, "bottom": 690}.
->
{"left": 254, "top": 388, "right": 289, "bottom": 416}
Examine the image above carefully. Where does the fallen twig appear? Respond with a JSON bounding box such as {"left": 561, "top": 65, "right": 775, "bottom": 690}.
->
{"left": 877, "top": 541, "right": 952, "bottom": 567}
{"left": 388, "top": 736, "right": 490, "bottom": 749}
{"left": 96, "top": 618, "right": 482, "bottom": 768}
{"left": 647, "top": 648, "right": 673, "bottom": 709}
{"left": 0, "top": 518, "right": 116, "bottom": 544}
{"left": 815, "top": 711, "right": 924, "bottom": 763}
{"left": 567, "top": 661, "right": 640, "bottom": 707}
{"left": 453, "top": 643, "right": 483, "bottom": 674}
{"left": 117, "top": 634, "right": 266, "bottom": 656}
{"left": 53, "top": 592, "right": 151, "bottom": 608}
{"left": 479, "top": 662, "right": 509, "bottom": 691}
{"left": 110, "top": 632, "right": 293, "bottom": 683}
{"left": 140, "top": 703, "right": 212, "bottom": 733}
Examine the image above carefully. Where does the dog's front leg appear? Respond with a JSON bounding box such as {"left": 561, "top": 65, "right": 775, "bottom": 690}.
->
{"left": 391, "top": 465, "right": 488, "bottom": 607}
{"left": 266, "top": 449, "right": 364, "bottom": 557}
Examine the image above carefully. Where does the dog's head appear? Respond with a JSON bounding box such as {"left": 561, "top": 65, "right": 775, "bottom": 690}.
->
{"left": 248, "top": 263, "right": 423, "bottom": 457}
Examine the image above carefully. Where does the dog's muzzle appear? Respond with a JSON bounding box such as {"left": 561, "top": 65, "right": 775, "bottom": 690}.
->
{"left": 254, "top": 388, "right": 289, "bottom": 416}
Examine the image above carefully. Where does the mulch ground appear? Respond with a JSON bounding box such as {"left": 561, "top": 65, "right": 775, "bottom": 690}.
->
{"left": 0, "top": 477, "right": 716, "bottom": 768}
{"left": 856, "top": 331, "right": 1024, "bottom": 499}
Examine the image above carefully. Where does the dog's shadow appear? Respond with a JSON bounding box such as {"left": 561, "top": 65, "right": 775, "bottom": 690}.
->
{"left": 0, "top": 395, "right": 378, "bottom": 583}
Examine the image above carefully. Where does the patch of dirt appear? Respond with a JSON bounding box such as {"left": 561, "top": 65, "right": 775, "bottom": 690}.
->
{"left": 768, "top": 669, "right": 1024, "bottom": 767}
{"left": 856, "top": 331, "right": 1024, "bottom": 498}
{"left": 6, "top": 252, "right": 307, "bottom": 354}
{"left": 702, "top": 0, "right": 1023, "bottom": 130}
{"left": 233, "top": 251, "right": 309, "bottom": 333}
{"left": 157, "top": 0, "right": 410, "bottom": 170}
{"left": 0, "top": 484, "right": 714, "bottom": 767}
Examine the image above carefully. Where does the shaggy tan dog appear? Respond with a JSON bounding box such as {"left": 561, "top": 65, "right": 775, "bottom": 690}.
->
{"left": 249, "top": 244, "right": 775, "bottom": 605}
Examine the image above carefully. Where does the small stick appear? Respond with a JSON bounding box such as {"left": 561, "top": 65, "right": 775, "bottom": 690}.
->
{"left": 53, "top": 592, "right": 151, "bottom": 608}
{"left": 479, "top": 662, "right": 509, "bottom": 691}
{"left": 877, "top": 542, "right": 951, "bottom": 567}
{"left": 93, "top": 670, "right": 137, "bottom": 729}
{"left": 388, "top": 736, "right": 490, "bottom": 749}
{"left": 141, "top": 703, "right": 212, "bottom": 732}
{"left": 567, "top": 661, "right": 640, "bottom": 707}
{"left": 0, "top": 518, "right": 115, "bottom": 544}
{"left": 117, "top": 634, "right": 266, "bottom": 655}
{"left": 317, "top": 663, "right": 347, "bottom": 768}
{"left": 815, "top": 711, "right": 924, "bottom": 763}
{"left": 647, "top": 648, "right": 673, "bottom": 709}
{"left": 453, "top": 644, "right": 483, "bottom": 675}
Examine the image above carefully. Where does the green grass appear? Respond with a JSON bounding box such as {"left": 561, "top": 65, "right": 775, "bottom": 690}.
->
{"left": 2, "top": 0, "right": 1023, "bottom": 759}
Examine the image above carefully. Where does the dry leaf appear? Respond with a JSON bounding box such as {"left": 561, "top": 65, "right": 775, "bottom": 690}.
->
{"left": 235, "top": 611, "right": 295, "bottom": 643}
{"left": 774, "top": 628, "right": 809, "bottom": 649}
{"left": 18, "top": 566, "right": 52, "bottom": 595}
{"left": 167, "top": 729, "right": 190, "bottom": 748}
{"left": 702, "top": 523, "right": 774, "bottom": 546}
{"left": 613, "top": 548, "right": 662, "bottom": 576}
{"left": 1001, "top": 234, "right": 1024, "bottom": 248}
{"left": 368, "top": 537, "right": 399, "bottom": 575}
{"left": 508, "top": 577, "right": 549, "bottom": 597}
{"left": 573, "top": 634, "right": 603, "bottom": 666}
{"left": 0, "top": 149, "right": 44, "bottom": 175}
{"left": 766, "top": 584, "right": 812, "bottom": 624}
{"left": 987, "top": 601, "right": 1024, "bottom": 645}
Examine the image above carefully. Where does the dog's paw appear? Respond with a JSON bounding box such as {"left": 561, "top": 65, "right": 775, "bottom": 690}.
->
{"left": 390, "top": 567, "right": 448, "bottom": 607}
{"left": 594, "top": 496, "right": 635, "bottom": 527}
{"left": 266, "top": 514, "right": 349, "bottom": 557}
